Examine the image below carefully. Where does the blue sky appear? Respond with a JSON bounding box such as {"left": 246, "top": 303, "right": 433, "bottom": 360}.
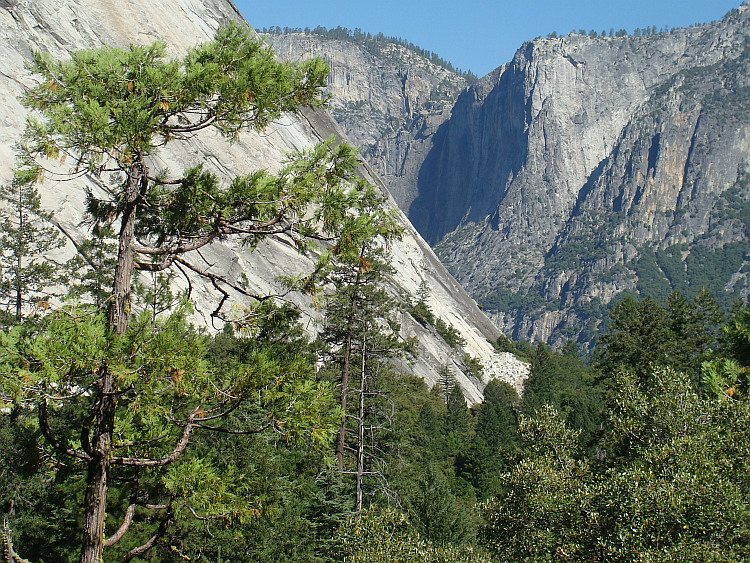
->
{"left": 232, "top": 0, "right": 744, "bottom": 77}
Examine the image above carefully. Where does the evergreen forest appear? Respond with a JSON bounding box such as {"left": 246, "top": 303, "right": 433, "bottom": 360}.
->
{"left": 1, "top": 25, "right": 750, "bottom": 563}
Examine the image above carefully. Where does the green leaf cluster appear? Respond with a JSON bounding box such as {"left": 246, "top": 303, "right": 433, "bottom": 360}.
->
{"left": 478, "top": 296, "right": 750, "bottom": 562}
{"left": 20, "top": 23, "right": 327, "bottom": 162}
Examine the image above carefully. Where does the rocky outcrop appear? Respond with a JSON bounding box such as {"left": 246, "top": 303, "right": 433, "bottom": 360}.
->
{"left": 262, "top": 10, "right": 750, "bottom": 348}
{"left": 0, "top": 0, "right": 527, "bottom": 402}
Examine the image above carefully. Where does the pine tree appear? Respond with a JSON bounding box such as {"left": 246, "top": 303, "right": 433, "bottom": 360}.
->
{"left": 133, "top": 269, "right": 186, "bottom": 329}
{"left": 594, "top": 295, "right": 674, "bottom": 384}
{"left": 443, "top": 384, "right": 473, "bottom": 461}
{"left": 63, "top": 224, "right": 117, "bottom": 310}
{"left": 475, "top": 380, "right": 519, "bottom": 454}
{"left": 4, "top": 24, "right": 382, "bottom": 563}
{"left": 439, "top": 363, "right": 454, "bottom": 402}
{"left": 689, "top": 287, "right": 725, "bottom": 362}
{"left": 0, "top": 172, "right": 64, "bottom": 325}
{"left": 457, "top": 379, "right": 520, "bottom": 497}
{"left": 723, "top": 302, "right": 750, "bottom": 368}
{"left": 319, "top": 187, "right": 404, "bottom": 510}
{"left": 666, "top": 288, "right": 724, "bottom": 381}
{"left": 18, "top": 23, "right": 330, "bottom": 334}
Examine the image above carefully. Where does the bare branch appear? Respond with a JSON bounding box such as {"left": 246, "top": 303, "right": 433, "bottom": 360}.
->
{"left": 131, "top": 231, "right": 220, "bottom": 257}
{"left": 183, "top": 503, "right": 215, "bottom": 522}
{"left": 193, "top": 419, "right": 276, "bottom": 435}
{"left": 163, "top": 112, "right": 217, "bottom": 134}
{"left": 104, "top": 502, "right": 171, "bottom": 547}
{"left": 133, "top": 256, "right": 174, "bottom": 272}
{"left": 173, "top": 260, "right": 193, "bottom": 303}
{"left": 190, "top": 399, "right": 243, "bottom": 423}
{"left": 2, "top": 517, "right": 33, "bottom": 563}
{"left": 173, "top": 256, "right": 267, "bottom": 301}
{"left": 104, "top": 503, "right": 136, "bottom": 547}
{"left": 112, "top": 407, "right": 199, "bottom": 467}
{"left": 121, "top": 507, "right": 173, "bottom": 563}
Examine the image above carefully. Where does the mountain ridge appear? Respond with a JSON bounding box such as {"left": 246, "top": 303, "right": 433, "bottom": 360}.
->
{"left": 262, "top": 31, "right": 470, "bottom": 213}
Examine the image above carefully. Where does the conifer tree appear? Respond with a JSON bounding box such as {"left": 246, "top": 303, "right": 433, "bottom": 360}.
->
{"left": 459, "top": 380, "right": 519, "bottom": 496}
{"left": 666, "top": 288, "right": 724, "bottom": 380}
{"left": 443, "top": 384, "right": 473, "bottom": 461}
{"left": 0, "top": 171, "right": 64, "bottom": 325}
{"left": 723, "top": 302, "right": 750, "bottom": 368}
{"left": 63, "top": 224, "right": 117, "bottom": 310}
{"left": 474, "top": 380, "right": 519, "bottom": 454}
{"left": 18, "top": 22, "right": 330, "bottom": 334}
{"left": 594, "top": 295, "right": 674, "bottom": 384}
{"left": 319, "top": 187, "right": 404, "bottom": 509}
{"left": 439, "top": 363, "right": 455, "bottom": 402}
{"left": 2, "top": 24, "right": 384, "bottom": 563}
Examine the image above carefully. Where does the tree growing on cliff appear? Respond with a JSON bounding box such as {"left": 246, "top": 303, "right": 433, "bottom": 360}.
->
{"left": 2, "top": 23, "right": 384, "bottom": 563}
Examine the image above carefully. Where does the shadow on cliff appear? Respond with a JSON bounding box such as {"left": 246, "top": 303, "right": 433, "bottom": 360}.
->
{"left": 407, "top": 65, "right": 529, "bottom": 246}
{"left": 408, "top": 118, "right": 452, "bottom": 245}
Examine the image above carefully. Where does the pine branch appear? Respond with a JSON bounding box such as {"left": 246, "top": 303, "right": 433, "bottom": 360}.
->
{"left": 38, "top": 399, "right": 90, "bottom": 461}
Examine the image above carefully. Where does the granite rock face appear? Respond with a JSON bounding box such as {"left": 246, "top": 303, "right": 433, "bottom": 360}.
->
{"left": 416, "top": 7, "right": 750, "bottom": 346}
{"left": 0, "top": 0, "right": 527, "bottom": 402}
{"left": 264, "top": 9, "right": 750, "bottom": 348}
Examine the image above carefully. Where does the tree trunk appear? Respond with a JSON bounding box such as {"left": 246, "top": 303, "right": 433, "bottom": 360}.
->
{"left": 335, "top": 263, "right": 364, "bottom": 470}
{"left": 15, "top": 187, "right": 23, "bottom": 323}
{"left": 83, "top": 160, "right": 144, "bottom": 562}
{"left": 80, "top": 455, "right": 110, "bottom": 563}
{"left": 15, "top": 252, "right": 22, "bottom": 323}
{"left": 80, "top": 364, "right": 117, "bottom": 563}
{"left": 355, "top": 343, "right": 366, "bottom": 512}
{"left": 107, "top": 160, "right": 147, "bottom": 335}
{"left": 335, "top": 333, "right": 351, "bottom": 469}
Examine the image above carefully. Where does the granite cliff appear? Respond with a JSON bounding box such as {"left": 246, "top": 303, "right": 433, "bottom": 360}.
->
{"left": 262, "top": 31, "right": 469, "bottom": 212}
{"left": 425, "top": 6, "right": 750, "bottom": 345}
{"left": 267, "top": 7, "right": 750, "bottom": 348}
{"left": 0, "top": 0, "right": 527, "bottom": 401}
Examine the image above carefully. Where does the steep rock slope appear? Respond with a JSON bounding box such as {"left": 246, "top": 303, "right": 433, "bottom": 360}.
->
{"left": 417, "top": 7, "right": 750, "bottom": 345}
{"left": 262, "top": 32, "right": 468, "bottom": 212}
{"left": 0, "top": 0, "right": 527, "bottom": 401}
